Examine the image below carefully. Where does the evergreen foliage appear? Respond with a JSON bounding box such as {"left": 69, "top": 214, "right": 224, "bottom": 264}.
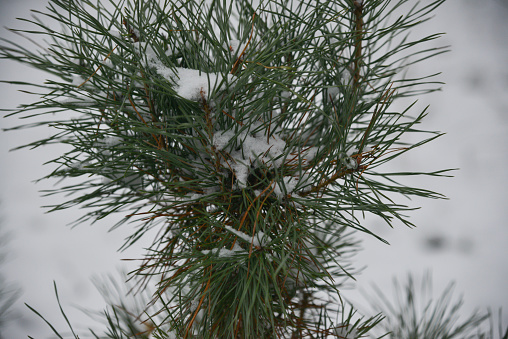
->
{"left": 2, "top": 0, "right": 486, "bottom": 338}
{"left": 364, "top": 273, "right": 499, "bottom": 339}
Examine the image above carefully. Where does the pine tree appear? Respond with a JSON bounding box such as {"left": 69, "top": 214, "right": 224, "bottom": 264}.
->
{"left": 3, "top": 0, "right": 489, "bottom": 338}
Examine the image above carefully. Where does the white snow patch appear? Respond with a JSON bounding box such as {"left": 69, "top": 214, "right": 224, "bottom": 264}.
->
{"left": 334, "top": 323, "right": 358, "bottom": 339}
{"left": 343, "top": 156, "right": 358, "bottom": 170}
{"left": 56, "top": 95, "right": 96, "bottom": 107}
{"left": 342, "top": 148, "right": 359, "bottom": 169}
{"left": 69, "top": 160, "right": 89, "bottom": 170}
{"left": 71, "top": 75, "right": 83, "bottom": 86}
{"left": 274, "top": 177, "right": 298, "bottom": 199}
{"left": 244, "top": 134, "right": 286, "bottom": 167}
{"left": 231, "top": 159, "right": 250, "bottom": 188}
{"left": 102, "top": 136, "right": 122, "bottom": 147}
{"left": 201, "top": 243, "right": 245, "bottom": 257}
{"left": 224, "top": 225, "right": 268, "bottom": 248}
{"left": 186, "top": 193, "right": 203, "bottom": 200}
{"left": 213, "top": 129, "right": 289, "bottom": 188}
{"left": 213, "top": 130, "right": 237, "bottom": 150}
{"left": 170, "top": 67, "right": 233, "bottom": 101}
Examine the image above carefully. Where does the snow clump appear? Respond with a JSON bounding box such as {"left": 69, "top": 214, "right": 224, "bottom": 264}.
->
{"left": 274, "top": 177, "right": 298, "bottom": 199}
{"left": 201, "top": 243, "right": 245, "bottom": 258}
{"left": 133, "top": 41, "right": 233, "bottom": 101}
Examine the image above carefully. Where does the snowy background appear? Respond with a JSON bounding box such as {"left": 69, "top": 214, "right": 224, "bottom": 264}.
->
{"left": 1, "top": 0, "right": 507, "bottom": 338}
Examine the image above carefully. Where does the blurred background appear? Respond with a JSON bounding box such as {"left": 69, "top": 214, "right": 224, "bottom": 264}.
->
{"left": 1, "top": 0, "right": 507, "bottom": 337}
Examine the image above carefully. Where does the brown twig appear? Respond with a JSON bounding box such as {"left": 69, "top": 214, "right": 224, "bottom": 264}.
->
{"left": 78, "top": 46, "right": 118, "bottom": 89}
{"left": 353, "top": 0, "right": 364, "bottom": 89}
{"left": 122, "top": 17, "right": 139, "bottom": 42}
{"left": 230, "top": 13, "right": 256, "bottom": 75}
{"left": 185, "top": 267, "right": 212, "bottom": 338}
